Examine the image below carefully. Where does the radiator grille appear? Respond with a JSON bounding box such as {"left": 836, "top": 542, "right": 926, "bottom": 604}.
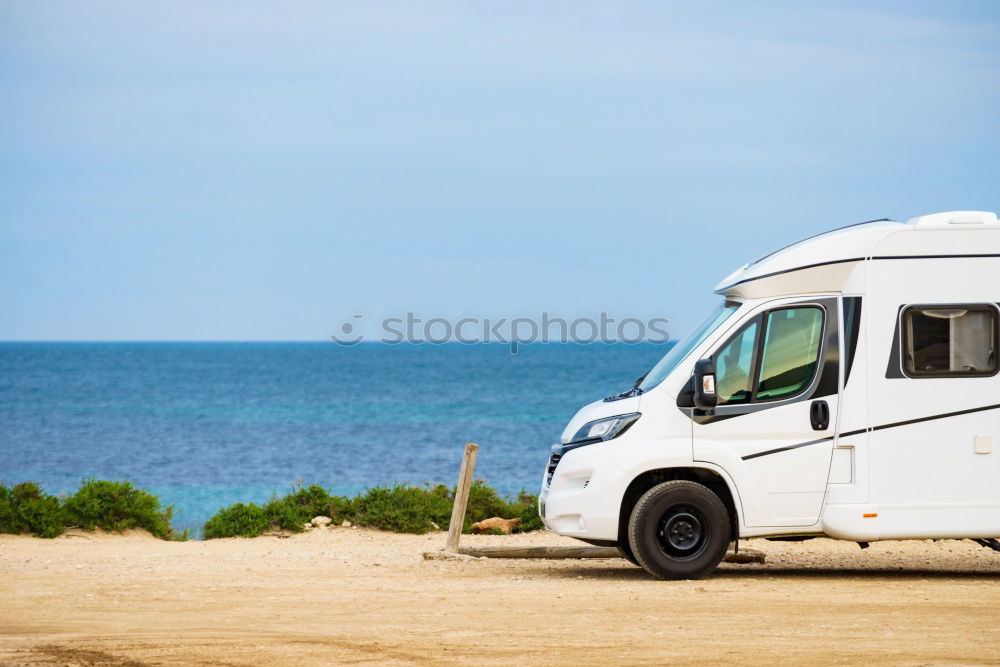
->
{"left": 546, "top": 451, "right": 562, "bottom": 485}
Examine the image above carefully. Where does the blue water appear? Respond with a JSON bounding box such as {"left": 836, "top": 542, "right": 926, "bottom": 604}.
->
{"left": 0, "top": 342, "right": 668, "bottom": 535}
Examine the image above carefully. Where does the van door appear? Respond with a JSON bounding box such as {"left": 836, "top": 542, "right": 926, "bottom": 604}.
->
{"left": 692, "top": 296, "right": 841, "bottom": 527}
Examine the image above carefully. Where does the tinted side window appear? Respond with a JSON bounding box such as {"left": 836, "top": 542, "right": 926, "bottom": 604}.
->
{"left": 715, "top": 319, "right": 759, "bottom": 405}
{"left": 843, "top": 297, "right": 862, "bottom": 386}
{"left": 903, "top": 305, "right": 998, "bottom": 377}
{"left": 755, "top": 307, "right": 824, "bottom": 401}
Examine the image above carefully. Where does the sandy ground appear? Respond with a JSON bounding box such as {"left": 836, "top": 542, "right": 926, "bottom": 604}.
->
{"left": 1, "top": 528, "right": 999, "bottom": 666}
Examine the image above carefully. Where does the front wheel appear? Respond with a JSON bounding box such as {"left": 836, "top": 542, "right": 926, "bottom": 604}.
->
{"left": 627, "top": 480, "right": 730, "bottom": 580}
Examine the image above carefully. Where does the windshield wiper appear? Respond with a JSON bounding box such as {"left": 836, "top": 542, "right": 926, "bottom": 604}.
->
{"left": 604, "top": 373, "right": 647, "bottom": 402}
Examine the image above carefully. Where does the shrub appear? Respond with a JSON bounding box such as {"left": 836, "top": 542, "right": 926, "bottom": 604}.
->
{"left": 262, "top": 484, "right": 353, "bottom": 532}
{"left": 0, "top": 486, "right": 10, "bottom": 529}
{"left": 461, "top": 480, "right": 543, "bottom": 532}
{"left": 0, "top": 478, "right": 543, "bottom": 540}
{"left": 349, "top": 483, "right": 453, "bottom": 534}
{"left": 501, "top": 489, "right": 545, "bottom": 533}
{"left": 170, "top": 527, "right": 192, "bottom": 541}
{"left": 62, "top": 479, "right": 176, "bottom": 539}
{"left": 202, "top": 502, "right": 270, "bottom": 539}
{"left": 0, "top": 482, "right": 64, "bottom": 538}
{"left": 200, "top": 480, "right": 544, "bottom": 538}
{"left": 464, "top": 480, "right": 511, "bottom": 529}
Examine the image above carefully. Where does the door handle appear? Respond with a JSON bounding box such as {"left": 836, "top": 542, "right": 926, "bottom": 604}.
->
{"left": 810, "top": 400, "right": 830, "bottom": 431}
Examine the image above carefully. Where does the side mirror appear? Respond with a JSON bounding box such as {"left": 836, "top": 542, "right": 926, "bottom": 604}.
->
{"left": 693, "top": 358, "right": 717, "bottom": 411}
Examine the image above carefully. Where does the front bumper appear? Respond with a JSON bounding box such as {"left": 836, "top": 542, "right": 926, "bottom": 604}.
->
{"left": 538, "top": 441, "right": 627, "bottom": 540}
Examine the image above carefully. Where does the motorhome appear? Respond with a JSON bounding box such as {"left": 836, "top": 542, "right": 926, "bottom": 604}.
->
{"left": 539, "top": 211, "right": 1000, "bottom": 579}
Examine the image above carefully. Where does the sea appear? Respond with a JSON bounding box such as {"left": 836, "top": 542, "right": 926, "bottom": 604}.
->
{"left": 0, "top": 342, "right": 669, "bottom": 536}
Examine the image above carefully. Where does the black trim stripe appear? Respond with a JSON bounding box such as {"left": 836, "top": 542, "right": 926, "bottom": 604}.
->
{"left": 741, "top": 404, "right": 1000, "bottom": 461}
{"left": 718, "top": 254, "right": 1000, "bottom": 292}
{"left": 742, "top": 435, "right": 834, "bottom": 460}
{"left": 718, "top": 258, "right": 864, "bottom": 291}
{"left": 747, "top": 219, "right": 890, "bottom": 267}
{"left": 871, "top": 254, "right": 1000, "bottom": 261}
{"left": 870, "top": 402, "right": 1000, "bottom": 433}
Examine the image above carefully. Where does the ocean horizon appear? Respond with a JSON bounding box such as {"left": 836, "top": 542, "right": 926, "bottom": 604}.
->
{"left": 0, "top": 341, "right": 671, "bottom": 535}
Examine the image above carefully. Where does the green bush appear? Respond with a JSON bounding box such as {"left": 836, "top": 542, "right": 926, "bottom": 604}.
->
{"left": 461, "top": 480, "right": 543, "bottom": 532}
{"left": 0, "top": 486, "right": 10, "bottom": 530}
{"left": 500, "top": 489, "right": 545, "bottom": 533}
{"left": 349, "top": 483, "right": 453, "bottom": 534}
{"left": 62, "top": 479, "right": 177, "bottom": 540}
{"left": 263, "top": 484, "right": 354, "bottom": 531}
{"left": 465, "top": 480, "right": 510, "bottom": 527}
{"left": 0, "top": 482, "right": 64, "bottom": 538}
{"left": 202, "top": 502, "right": 269, "bottom": 539}
{"left": 0, "top": 478, "right": 542, "bottom": 541}
{"left": 202, "top": 480, "right": 543, "bottom": 538}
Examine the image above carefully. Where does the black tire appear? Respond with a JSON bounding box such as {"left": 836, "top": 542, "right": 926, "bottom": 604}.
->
{"left": 627, "top": 480, "right": 730, "bottom": 580}
{"left": 617, "top": 542, "right": 640, "bottom": 567}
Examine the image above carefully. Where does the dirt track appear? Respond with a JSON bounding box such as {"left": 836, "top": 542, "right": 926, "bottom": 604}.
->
{"left": 1, "top": 529, "right": 999, "bottom": 665}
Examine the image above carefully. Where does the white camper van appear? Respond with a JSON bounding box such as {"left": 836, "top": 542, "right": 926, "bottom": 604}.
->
{"left": 539, "top": 211, "right": 1000, "bottom": 579}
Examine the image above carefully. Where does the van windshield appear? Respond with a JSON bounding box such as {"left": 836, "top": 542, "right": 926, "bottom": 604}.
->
{"left": 637, "top": 301, "right": 740, "bottom": 393}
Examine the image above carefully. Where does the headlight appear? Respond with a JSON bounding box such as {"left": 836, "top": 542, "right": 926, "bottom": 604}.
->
{"left": 567, "top": 413, "right": 641, "bottom": 445}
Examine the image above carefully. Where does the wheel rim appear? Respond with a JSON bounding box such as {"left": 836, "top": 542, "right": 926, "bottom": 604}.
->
{"left": 656, "top": 504, "right": 710, "bottom": 560}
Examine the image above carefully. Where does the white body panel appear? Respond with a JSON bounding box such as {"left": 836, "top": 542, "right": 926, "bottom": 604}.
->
{"left": 824, "top": 226, "right": 1000, "bottom": 540}
{"left": 540, "top": 212, "right": 1000, "bottom": 545}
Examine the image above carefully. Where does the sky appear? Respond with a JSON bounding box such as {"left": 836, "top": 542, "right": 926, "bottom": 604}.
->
{"left": 1, "top": 1, "right": 998, "bottom": 341}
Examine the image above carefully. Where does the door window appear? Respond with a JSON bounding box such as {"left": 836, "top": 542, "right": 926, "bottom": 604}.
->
{"left": 715, "top": 319, "right": 759, "bottom": 405}
{"left": 756, "top": 308, "right": 825, "bottom": 401}
{"left": 902, "top": 305, "right": 999, "bottom": 377}
{"left": 711, "top": 305, "right": 825, "bottom": 406}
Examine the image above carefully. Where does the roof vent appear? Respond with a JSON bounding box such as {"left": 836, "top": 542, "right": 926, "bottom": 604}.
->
{"left": 907, "top": 211, "right": 998, "bottom": 227}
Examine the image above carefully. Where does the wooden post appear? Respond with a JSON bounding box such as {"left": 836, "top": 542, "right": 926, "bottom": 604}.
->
{"left": 445, "top": 442, "right": 478, "bottom": 552}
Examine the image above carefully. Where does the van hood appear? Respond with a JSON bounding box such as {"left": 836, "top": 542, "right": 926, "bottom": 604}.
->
{"left": 559, "top": 395, "right": 643, "bottom": 444}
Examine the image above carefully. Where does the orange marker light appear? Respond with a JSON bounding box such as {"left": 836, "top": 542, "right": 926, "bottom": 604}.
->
{"left": 863, "top": 513, "right": 878, "bottom": 518}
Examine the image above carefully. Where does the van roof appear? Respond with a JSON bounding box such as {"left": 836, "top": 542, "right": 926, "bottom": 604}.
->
{"left": 715, "top": 211, "right": 999, "bottom": 296}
